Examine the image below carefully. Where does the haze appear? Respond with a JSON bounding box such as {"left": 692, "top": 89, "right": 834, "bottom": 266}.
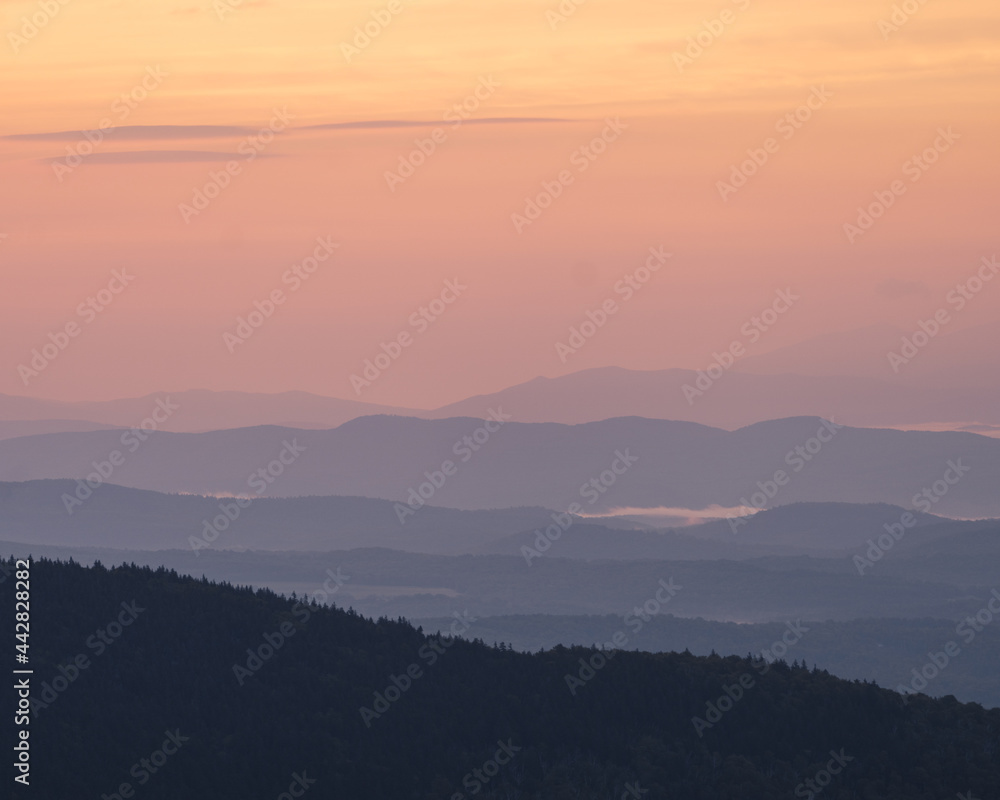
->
{"left": 1, "top": 0, "right": 998, "bottom": 406}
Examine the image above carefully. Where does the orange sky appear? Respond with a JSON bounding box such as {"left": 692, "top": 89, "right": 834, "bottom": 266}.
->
{"left": 1, "top": 0, "right": 998, "bottom": 406}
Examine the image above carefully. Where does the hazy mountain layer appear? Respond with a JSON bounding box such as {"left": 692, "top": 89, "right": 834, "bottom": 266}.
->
{"left": 0, "top": 415, "right": 997, "bottom": 516}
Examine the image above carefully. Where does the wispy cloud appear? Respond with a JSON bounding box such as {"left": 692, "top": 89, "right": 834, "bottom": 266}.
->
{"left": 4, "top": 118, "right": 575, "bottom": 143}
{"left": 4, "top": 125, "right": 263, "bottom": 142}
{"left": 303, "top": 117, "right": 574, "bottom": 131}
{"left": 39, "top": 150, "right": 280, "bottom": 164}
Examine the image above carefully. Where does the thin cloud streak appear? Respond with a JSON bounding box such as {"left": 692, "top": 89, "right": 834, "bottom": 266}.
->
{"left": 303, "top": 117, "right": 575, "bottom": 131}
{"left": 4, "top": 118, "right": 575, "bottom": 142}
{"left": 4, "top": 125, "right": 263, "bottom": 141}
{"left": 38, "top": 150, "right": 282, "bottom": 164}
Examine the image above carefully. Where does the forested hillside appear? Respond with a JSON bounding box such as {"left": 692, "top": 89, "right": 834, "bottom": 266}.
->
{"left": 6, "top": 558, "right": 999, "bottom": 799}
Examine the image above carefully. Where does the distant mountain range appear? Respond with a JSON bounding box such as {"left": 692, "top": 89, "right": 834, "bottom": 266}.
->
{"left": 0, "top": 415, "right": 997, "bottom": 515}
{"left": 0, "top": 480, "right": 557, "bottom": 554}
{"left": 478, "top": 502, "right": 958, "bottom": 559}
{"left": 0, "top": 418, "right": 122, "bottom": 440}
{"left": 0, "top": 389, "right": 414, "bottom": 437}
{"left": 432, "top": 365, "right": 1000, "bottom": 429}
{"left": 2, "top": 480, "right": 971, "bottom": 557}
{"left": 7, "top": 484, "right": 997, "bottom": 710}
{"left": 5, "top": 529, "right": 998, "bottom": 623}
{"left": 2, "top": 340, "right": 1000, "bottom": 437}
{"left": 4, "top": 482, "right": 998, "bottom": 625}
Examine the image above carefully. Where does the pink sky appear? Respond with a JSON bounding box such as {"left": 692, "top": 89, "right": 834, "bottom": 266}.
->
{"left": 1, "top": 0, "right": 997, "bottom": 407}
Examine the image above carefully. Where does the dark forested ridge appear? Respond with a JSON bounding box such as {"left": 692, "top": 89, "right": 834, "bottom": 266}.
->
{"left": 5, "top": 557, "right": 1000, "bottom": 799}
{"left": 417, "top": 613, "right": 1000, "bottom": 710}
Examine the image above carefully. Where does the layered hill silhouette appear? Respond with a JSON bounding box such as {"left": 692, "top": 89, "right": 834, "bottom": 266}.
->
{"left": 0, "top": 415, "right": 997, "bottom": 516}
{"left": 3, "top": 354, "right": 1000, "bottom": 436}
{"left": 9, "top": 539, "right": 996, "bottom": 703}
{"left": 0, "top": 419, "right": 121, "bottom": 440}
{"left": 432, "top": 366, "right": 1000, "bottom": 429}
{"left": 7, "top": 558, "right": 999, "bottom": 799}
{"left": 6, "top": 528, "right": 999, "bottom": 623}
{"left": 0, "top": 389, "right": 416, "bottom": 435}
{"left": 0, "top": 480, "right": 557, "bottom": 554}
{"left": 3, "top": 480, "right": 972, "bottom": 557}
{"left": 417, "top": 613, "right": 1000, "bottom": 709}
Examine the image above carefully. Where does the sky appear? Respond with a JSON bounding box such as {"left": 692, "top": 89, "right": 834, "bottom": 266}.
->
{"left": 1, "top": 0, "right": 998, "bottom": 407}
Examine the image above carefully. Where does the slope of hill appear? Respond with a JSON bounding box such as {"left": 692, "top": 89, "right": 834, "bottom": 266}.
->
{"left": 680, "top": 501, "right": 948, "bottom": 546}
{"left": 0, "top": 480, "right": 558, "bottom": 554}
{"left": 476, "top": 523, "right": 805, "bottom": 560}
{"left": 5, "top": 349, "right": 1000, "bottom": 438}
{"left": 4, "top": 538, "right": 995, "bottom": 623}
{"left": 0, "top": 415, "right": 997, "bottom": 516}
{"left": 490, "top": 502, "right": 954, "bottom": 558}
{"left": 430, "top": 366, "right": 1000, "bottom": 428}
{"left": 0, "top": 419, "right": 122, "bottom": 440}
{"left": 0, "top": 389, "right": 419, "bottom": 431}
{"left": 6, "top": 558, "right": 999, "bottom": 799}
{"left": 10, "top": 481, "right": 981, "bottom": 560}
{"left": 417, "top": 613, "right": 1000, "bottom": 709}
